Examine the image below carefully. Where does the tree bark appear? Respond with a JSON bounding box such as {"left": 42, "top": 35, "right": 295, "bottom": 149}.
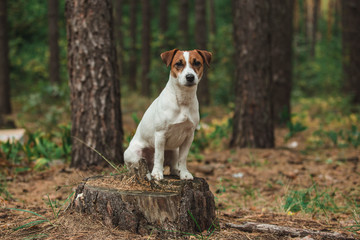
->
{"left": 128, "top": 0, "right": 137, "bottom": 91}
{"left": 342, "top": 0, "right": 360, "bottom": 104}
{"left": 310, "top": 0, "right": 320, "bottom": 58}
{"left": 271, "top": 0, "right": 294, "bottom": 125}
{"left": 66, "top": 0, "right": 124, "bottom": 169}
{"left": 230, "top": 0, "right": 274, "bottom": 148}
{"left": 159, "top": 0, "right": 168, "bottom": 51}
{"left": 73, "top": 175, "right": 216, "bottom": 235}
{"left": 0, "top": 0, "right": 11, "bottom": 116}
{"left": 208, "top": 0, "right": 216, "bottom": 36}
{"left": 305, "top": 0, "right": 313, "bottom": 42}
{"left": 114, "top": 0, "right": 123, "bottom": 81}
{"left": 48, "top": 0, "right": 60, "bottom": 84}
{"left": 195, "top": 0, "right": 210, "bottom": 105}
{"left": 294, "top": 0, "right": 300, "bottom": 33}
{"left": 179, "top": 0, "right": 189, "bottom": 48}
{"left": 327, "top": 0, "right": 334, "bottom": 41}
{"left": 141, "top": 0, "right": 151, "bottom": 97}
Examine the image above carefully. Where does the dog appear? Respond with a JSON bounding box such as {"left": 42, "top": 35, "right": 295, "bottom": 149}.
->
{"left": 124, "top": 49, "right": 212, "bottom": 180}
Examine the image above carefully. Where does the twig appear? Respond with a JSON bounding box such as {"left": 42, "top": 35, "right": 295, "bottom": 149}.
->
{"left": 225, "top": 222, "right": 356, "bottom": 240}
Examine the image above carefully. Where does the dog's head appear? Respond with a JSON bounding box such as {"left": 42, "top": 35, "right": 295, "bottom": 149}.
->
{"left": 161, "top": 49, "right": 212, "bottom": 87}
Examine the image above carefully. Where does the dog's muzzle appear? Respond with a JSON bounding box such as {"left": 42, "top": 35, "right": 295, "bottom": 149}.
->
{"left": 185, "top": 74, "right": 196, "bottom": 86}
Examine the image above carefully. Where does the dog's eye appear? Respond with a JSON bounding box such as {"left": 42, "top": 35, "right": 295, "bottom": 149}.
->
{"left": 175, "top": 61, "right": 183, "bottom": 67}
{"left": 193, "top": 60, "right": 201, "bottom": 67}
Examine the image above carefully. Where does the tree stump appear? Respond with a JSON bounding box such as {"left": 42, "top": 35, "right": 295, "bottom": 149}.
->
{"left": 72, "top": 172, "right": 216, "bottom": 235}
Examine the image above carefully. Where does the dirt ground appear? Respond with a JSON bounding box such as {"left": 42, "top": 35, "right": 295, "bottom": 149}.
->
{"left": 1, "top": 141, "right": 359, "bottom": 239}
{"left": 1, "top": 98, "right": 359, "bottom": 239}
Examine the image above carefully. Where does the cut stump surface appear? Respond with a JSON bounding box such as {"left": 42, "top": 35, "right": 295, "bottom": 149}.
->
{"left": 72, "top": 174, "right": 216, "bottom": 235}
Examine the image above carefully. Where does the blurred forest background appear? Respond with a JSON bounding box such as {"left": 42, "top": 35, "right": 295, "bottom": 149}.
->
{"left": 0, "top": 0, "right": 357, "bottom": 119}
{"left": 0, "top": 0, "right": 359, "bottom": 176}
{"left": 0, "top": 0, "right": 360, "bottom": 238}
{"left": 0, "top": 0, "right": 359, "bottom": 174}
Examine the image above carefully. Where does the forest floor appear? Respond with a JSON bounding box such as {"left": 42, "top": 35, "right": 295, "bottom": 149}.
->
{"left": 1, "top": 95, "right": 360, "bottom": 239}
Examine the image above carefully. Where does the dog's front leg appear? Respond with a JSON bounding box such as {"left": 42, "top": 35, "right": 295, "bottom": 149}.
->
{"left": 178, "top": 133, "right": 194, "bottom": 180}
{"left": 151, "top": 131, "right": 166, "bottom": 180}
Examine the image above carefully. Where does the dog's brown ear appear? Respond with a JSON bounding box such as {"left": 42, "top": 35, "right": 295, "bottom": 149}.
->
{"left": 196, "top": 50, "right": 212, "bottom": 67}
{"left": 160, "top": 49, "right": 179, "bottom": 67}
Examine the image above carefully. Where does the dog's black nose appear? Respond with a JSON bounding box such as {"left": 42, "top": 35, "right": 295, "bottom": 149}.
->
{"left": 186, "top": 74, "right": 195, "bottom": 82}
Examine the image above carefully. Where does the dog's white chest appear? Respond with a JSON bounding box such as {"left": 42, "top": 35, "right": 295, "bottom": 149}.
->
{"left": 165, "top": 112, "right": 195, "bottom": 150}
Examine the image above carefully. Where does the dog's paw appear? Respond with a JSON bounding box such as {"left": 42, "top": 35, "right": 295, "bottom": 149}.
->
{"left": 180, "top": 170, "right": 194, "bottom": 180}
{"left": 151, "top": 169, "right": 164, "bottom": 180}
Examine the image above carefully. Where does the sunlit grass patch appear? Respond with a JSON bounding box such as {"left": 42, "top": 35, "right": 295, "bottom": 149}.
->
{"left": 283, "top": 184, "right": 342, "bottom": 218}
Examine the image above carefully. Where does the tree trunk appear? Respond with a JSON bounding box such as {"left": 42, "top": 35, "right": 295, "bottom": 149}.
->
{"left": 208, "top": 0, "right": 216, "bottom": 36}
{"left": 128, "top": 0, "right": 137, "bottom": 91}
{"left": 294, "top": 0, "right": 300, "bottom": 33}
{"left": 0, "top": 0, "right": 11, "bottom": 116}
{"left": 310, "top": 0, "right": 320, "bottom": 58}
{"left": 305, "top": 0, "right": 313, "bottom": 42}
{"left": 141, "top": 0, "right": 151, "bottom": 97}
{"left": 66, "top": 0, "right": 124, "bottom": 169}
{"left": 342, "top": 0, "right": 360, "bottom": 104}
{"left": 230, "top": 0, "right": 274, "bottom": 148}
{"left": 195, "top": 0, "right": 210, "bottom": 106}
{"left": 271, "top": 0, "right": 294, "bottom": 125}
{"left": 159, "top": 0, "right": 168, "bottom": 51}
{"left": 72, "top": 175, "right": 216, "bottom": 235}
{"left": 114, "top": 0, "right": 123, "bottom": 81}
{"left": 327, "top": 0, "right": 334, "bottom": 41}
{"left": 179, "top": 0, "right": 189, "bottom": 48}
{"left": 48, "top": 0, "right": 60, "bottom": 84}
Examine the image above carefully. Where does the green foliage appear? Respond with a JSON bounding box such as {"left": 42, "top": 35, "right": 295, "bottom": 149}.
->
{"left": 0, "top": 125, "right": 72, "bottom": 173}
{"left": 0, "top": 173, "right": 12, "bottom": 200}
{"left": 208, "top": 25, "right": 235, "bottom": 104}
{"left": 346, "top": 210, "right": 360, "bottom": 235}
{"left": 131, "top": 113, "right": 140, "bottom": 126}
{"left": 189, "top": 115, "right": 232, "bottom": 160}
{"left": 285, "top": 118, "right": 308, "bottom": 141}
{"left": 283, "top": 184, "right": 339, "bottom": 216}
{"left": 8, "top": 0, "right": 67, "bottom": 91}
{"left": 312, "top": 124, "right": 360, "bottom": 148}
{"left": 293, "top": 3, "right": 343, "bottom": 98}
{"left": 15, "top": 82, "right": 70, "bottom": 132}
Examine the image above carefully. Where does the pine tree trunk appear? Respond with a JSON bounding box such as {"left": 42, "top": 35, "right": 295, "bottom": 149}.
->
{"left": 327, "top": 0, "right": 334, "bottom": 41}
{"left": 66, "top": 0, "right": 124, "bottom": 169}
{"left": 128, "top": 0, "right": 137, "bottom": 91}
{"left": 179, "top": 0, "right": 189, "bottom": 48}
{"left": 141, "top": 0, "right": 151, "bottom": 97}
{"left": 159, "top": 0, "right": 168, "bottom": 51}
{"left": 271, "top": 0, "right": 294, "bottom": 125}
{"left": 305, "top": 0, "right": 313, "bottom": 42}
{"left": 114, "top": 0, "right": 123, "bottom": 81}
{"left": 209, "top": 0, "right": 216, "bottom": 36}
{"left": 195, "top": 0, "right": 210, "bottom": 105}
{"left": 342, "top": 0, "right": 360, "bottom": 104}
{"left": 294, "top": 0, "right": 300, "bottom": 33}
{"left": 310, "top": 0, "right": 320, "bottom": 58}
{"left": 48, "top": 0, "right": 60, "bottom": 84}
{"left": 0, "top": 0, "right": 11, "bottom": 117}
{"left": 230, "top": 0, "right": 274, "bottom": 148}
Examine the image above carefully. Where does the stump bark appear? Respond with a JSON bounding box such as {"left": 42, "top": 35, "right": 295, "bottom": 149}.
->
{"left": 72, "top": 174, "right": 216, "bottom": 235}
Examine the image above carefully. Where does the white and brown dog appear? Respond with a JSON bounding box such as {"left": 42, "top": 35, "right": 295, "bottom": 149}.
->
{"left": 124, "top": 49, "right": 212, "bottom": 180}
